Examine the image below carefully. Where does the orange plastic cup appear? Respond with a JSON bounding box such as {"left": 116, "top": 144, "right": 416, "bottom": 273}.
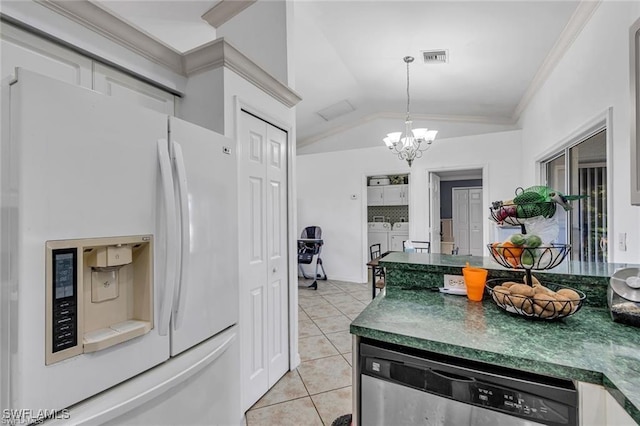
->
{"left": 462, "top": 264, "right": 488, "bottom": 302}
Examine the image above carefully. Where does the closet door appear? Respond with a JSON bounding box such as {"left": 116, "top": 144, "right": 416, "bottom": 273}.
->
{"left": 239, "top": 111, "right": 289, "bottom": 411}
{"left": 265, "top": 124, "right": 289, "bottom": 387}
{"left": 468, "top": 188, "right": 484, "bottom": 256}
{"left": 453, "top": 189, "right": 470, "bottom": 255}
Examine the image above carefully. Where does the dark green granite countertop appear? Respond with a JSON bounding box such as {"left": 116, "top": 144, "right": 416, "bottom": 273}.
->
{"left": 351, "top": 253, "right": 640, "bottom": 422}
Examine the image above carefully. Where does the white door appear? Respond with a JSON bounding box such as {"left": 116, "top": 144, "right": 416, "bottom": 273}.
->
{"left": 168, "top": 117, "right": 238, "bottom": 356}
{"left": 265, "top": 121, "right": 289, "bottom": 387}
{"left": 429, "top": 174, "right": 441, "bottom": 253}
{"left": 452, "top": 187, "right": 483, "bottom": 256}
{"left": 239, "top": 111, "right": 289, "bottom": 411}
{"left": 3, "top": 69, "right": 170, "bottom": 413}
{"left": 468, "top": 188, "right": 484, "bottom": 256}
{"left": 453, "top": 189, "right": 470, "bottom": 255}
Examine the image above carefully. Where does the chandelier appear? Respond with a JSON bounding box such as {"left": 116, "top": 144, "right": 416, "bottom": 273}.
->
{"left": 383, "top": 56, "right": 437, "bottom": 167}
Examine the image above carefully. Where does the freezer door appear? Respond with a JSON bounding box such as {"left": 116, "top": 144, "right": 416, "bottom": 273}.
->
{"left": 1, "top": 69, "right": 171, "bottom": 413}
{"left": 168, "top": 116, "right": 239, "bottom": 356}
{"left": 46, "top": 326, "right": 241, "bottom": 426}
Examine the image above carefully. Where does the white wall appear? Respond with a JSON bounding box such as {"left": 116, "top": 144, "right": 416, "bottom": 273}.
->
{"left": 297, "top": 129, "right": 522, "bottom": 283}
{"left": 519, "top": 1, "right": 640, "bottom": 264}
{"left": 217, "top": 0, "right": 290, "bottom": 86}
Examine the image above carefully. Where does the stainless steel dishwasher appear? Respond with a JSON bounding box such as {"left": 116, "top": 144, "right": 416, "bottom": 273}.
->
{"left": 359, "top": 341, "right": 578, "bottom": 426}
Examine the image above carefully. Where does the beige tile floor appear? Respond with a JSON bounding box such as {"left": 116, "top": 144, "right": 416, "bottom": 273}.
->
{"left": 245, "top": 279, "right": 372, "bottom": 426}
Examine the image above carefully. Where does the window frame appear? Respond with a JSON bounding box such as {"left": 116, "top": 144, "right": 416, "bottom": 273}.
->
{"left": 536, "top": 109, "right": 612, "bottom": 262}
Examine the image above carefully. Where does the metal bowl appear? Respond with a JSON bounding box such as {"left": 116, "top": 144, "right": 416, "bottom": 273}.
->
{"left": 487, "top": 243, "right": 570, "bottom": 270}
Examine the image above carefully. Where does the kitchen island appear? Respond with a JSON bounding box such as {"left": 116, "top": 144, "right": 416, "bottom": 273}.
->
{"left": 350, "top": 252, "right": 640, "bottom": 425}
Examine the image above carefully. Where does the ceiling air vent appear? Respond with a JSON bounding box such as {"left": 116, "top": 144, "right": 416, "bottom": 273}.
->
{"left": 422, "top": 50, "right": 448, "bottom": 64}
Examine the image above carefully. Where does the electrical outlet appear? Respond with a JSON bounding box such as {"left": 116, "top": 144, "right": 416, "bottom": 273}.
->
{"left": 618, "top": 233, "right": 627, "bottom": 251}
{"left": 444, "top": 274, "right": 465, "bottom": 289}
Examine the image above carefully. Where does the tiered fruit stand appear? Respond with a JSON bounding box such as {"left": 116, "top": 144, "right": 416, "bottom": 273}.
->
{"left": 485, "top": 193, "right": 586, "bottom": 320}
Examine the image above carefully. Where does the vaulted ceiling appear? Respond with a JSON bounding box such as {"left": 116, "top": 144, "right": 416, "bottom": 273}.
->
{"left": 92, "top": 0, "right": 585, "bottom": 150}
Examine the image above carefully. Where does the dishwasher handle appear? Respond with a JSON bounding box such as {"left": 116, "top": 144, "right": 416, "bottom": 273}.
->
{"left": 364, "top": 358, "right": 429, "bottom": 390}
{"left": 431, "top": 369, "right": 477, "bottom": 383}
{"left": 363, "top": 356, "right": 478, "bottom": 400}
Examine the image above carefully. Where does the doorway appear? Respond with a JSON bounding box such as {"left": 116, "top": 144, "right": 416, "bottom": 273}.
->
{"left": 428, "top": 168, "right": 484, "bottom": 255}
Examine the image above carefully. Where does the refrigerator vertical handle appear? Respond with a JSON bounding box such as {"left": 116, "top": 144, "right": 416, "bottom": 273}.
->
{"left": 157, "top": 139, "right": 178, "bottom": 336}
{"left": 172, "top": 141, "right": 190, "bottom": 330}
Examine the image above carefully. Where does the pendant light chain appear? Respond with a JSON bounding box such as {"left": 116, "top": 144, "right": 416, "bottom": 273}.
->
{"left": 405, "top": 56, "right": 412, "bottom": 122}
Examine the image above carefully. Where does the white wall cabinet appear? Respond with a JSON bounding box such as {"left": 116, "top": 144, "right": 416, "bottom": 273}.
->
{"left": 578, "top": 381, "right": 637, "bottom": 426}
{"left": 1, "top": 23, "right": 175, "bottom": 116}
{"left": 605, "top": 393, "right": 637, "bottom": 425}
{"left": 93, "top": 63, "right": 175, "bottom": 115}
{"left": 366, "top": 185, "right": 409, "bottom": 206}
{"left": 367, "top": 187, "right": 384, "bottom": 206}
{"left": 1, "top": 23, "right": 92, "bottom": 87}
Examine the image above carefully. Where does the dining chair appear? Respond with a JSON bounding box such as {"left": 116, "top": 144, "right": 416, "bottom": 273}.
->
{"left": 370, "top": 243, "right": 382, "bottom": 260}
{"left": 404, "top": 240, "right": 431, "bottom": 253}
{"left": 369, "top": 243, "right": 385, "bottom": 292}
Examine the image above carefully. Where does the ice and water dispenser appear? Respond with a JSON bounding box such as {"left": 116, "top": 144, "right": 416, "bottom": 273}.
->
{"left": 45, "top": 235, "right": 153, "bottom": 365}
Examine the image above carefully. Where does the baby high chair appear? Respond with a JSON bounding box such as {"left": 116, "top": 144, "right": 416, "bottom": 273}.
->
{"left": 298, "top": 226, "right": 327, "bottom": 290}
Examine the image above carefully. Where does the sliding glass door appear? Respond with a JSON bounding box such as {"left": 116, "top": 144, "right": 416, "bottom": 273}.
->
{"left": 543, "top": 130, "right": 607, "bottom": 263}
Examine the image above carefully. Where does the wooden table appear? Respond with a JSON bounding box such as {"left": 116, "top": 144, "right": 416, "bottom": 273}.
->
{"left": 366, "top": 251, "right": 391, "bottom": 299}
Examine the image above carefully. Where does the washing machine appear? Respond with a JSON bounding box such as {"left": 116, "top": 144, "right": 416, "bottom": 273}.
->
{"left": 367, "top": 222, "right": 391, "bottom": 256}
{"left": 389, "top": 222, "right": 409, "bottom": 252}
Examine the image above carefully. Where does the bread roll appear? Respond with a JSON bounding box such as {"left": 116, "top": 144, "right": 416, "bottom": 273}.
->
{"left": 533, "top": 285, "right": 556, "bottom": 296}
{"left": 523, "top": 274, "right": 542, "bottom": 287}
{"left": 501, "top": 281, "right": 519, "bottom": 289}
{"left": 508, "top": 284, "right": 535, "bottom": 297}
{"left": 532, "top": 303, "right": 556, "bottom": 318}
{"left": 556, "top": 288, "right": 581, "bottom": 302}
{"left": 520, "top": 298, "right": 535, "bottom": 315}
{"left": 532, "top": 293, "right": 563, "bottom": 313}
{"left": 492, "top": 286, "right": 511, "bottom": 304}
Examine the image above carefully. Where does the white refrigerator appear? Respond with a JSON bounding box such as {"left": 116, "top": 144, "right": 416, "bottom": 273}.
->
{"left": 0, "top": 69, "right": 240, "bottom": 424}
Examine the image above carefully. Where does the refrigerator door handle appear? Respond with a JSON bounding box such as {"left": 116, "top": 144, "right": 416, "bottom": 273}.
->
{"left": 157, "top": 139, "right": 178, "bottom": 336}
{"left": 172, "top": 141, "right": 190, "bottom": 330}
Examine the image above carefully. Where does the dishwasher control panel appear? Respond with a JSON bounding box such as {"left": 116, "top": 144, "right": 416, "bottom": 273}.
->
{"left": 472, "top": 382, "right": 570, "bottom": 423}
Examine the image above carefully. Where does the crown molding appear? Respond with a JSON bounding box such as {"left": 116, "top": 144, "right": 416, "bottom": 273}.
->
{"left": 512, "top": 0, "right": 601, "bottom": 120}
{"left": 297, "top": 111, "right": 516, "bottom": 147}
{"left": 183, "top": 38, "right": 301, "bottom": 108}
{"left": 36, "top": 0, "right": 184, "bottom": 74}
{"left": 31, "top": 1, "right": 299, "bottom": 108}
{"left": 202, "top": 0, "right": 256, "bottom": 28}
